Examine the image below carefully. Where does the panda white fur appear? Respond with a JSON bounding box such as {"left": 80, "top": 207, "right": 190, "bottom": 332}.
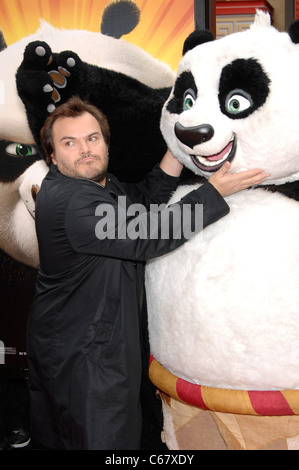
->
{"left": 146, "top": 11, "right": 299, "bottom": 391}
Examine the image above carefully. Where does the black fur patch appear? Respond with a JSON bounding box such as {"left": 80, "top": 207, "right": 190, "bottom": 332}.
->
{"left": 288, "top": 19, "right": 299, "bottom": 45}
{"left": 0, "top": 140, "right": 41, "bottom": 183}
{"left": 166, "top": 71, "right": 197, "bottom": 115}
{"left": 218, "top": 58, "right": 270, "bottom": 119}
{"left": 260, "top": 181, "right": 299, "bottom": 201}
{"left": 182, "top": 30, "right": 214, "bottom": 56}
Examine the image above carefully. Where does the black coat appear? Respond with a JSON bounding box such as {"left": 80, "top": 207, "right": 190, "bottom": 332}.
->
{"left": 27, "top": 164, "right": 229, "bottom": 450}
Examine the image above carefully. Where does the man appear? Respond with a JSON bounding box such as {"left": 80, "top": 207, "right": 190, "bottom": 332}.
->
{"left": 27, "top": 96, "right": 269, "bottom": 450}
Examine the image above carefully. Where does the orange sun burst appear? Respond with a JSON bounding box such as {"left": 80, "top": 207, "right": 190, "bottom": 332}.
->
{"left": 0, "top": 0, "right": 195, "bottom": 70}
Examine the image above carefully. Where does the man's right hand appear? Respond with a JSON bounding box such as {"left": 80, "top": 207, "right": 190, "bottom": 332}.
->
{"left": 208, "top": 161, "right": 271, "bottom": 198}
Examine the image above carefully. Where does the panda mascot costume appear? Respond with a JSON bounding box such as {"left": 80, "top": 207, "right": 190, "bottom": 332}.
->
{"left": 0, "top": 0, "right": 174, "bottom": 449}
{"left": 145, "top": 10, "right": 299, "bottom": 450}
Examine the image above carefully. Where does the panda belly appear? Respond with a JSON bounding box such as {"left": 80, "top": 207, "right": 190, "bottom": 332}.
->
{"left": 145, "top": 185, "right": 299, "bottom": 391}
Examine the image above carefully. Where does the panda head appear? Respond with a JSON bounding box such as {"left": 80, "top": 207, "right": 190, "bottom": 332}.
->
{"left": 161, "top": 10, "right": 299, "bottom": 185}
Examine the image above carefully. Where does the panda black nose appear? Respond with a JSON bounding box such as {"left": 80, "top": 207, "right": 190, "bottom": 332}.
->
{"left": 175, "top": 122, "right": 214, "bottom": 148}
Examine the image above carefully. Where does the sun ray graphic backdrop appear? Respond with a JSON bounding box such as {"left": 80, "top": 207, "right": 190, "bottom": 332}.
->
{"left": 0, "top": 0, "right": 195, "bottom": 71}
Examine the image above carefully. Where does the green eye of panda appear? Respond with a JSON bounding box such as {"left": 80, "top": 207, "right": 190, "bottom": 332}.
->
{"left": 184, "top": 95, "right": 194, "bottom": 110}
{"left": 16, "top": 144, "right": 32, "bottom": 156}
{"left": 227, "top": 96, "right": 250, "bottom": 113}
{"left": 183, "top": 88, "right": 196, "bottom": 111}
{"left": 6, "top": 142, "right": 37, "bottom": 157}
{"left": 228, "top": 98, "right": 242, "bottom": 112}
{"left": 225, "top": 89, "right": 253, "bottom": 115}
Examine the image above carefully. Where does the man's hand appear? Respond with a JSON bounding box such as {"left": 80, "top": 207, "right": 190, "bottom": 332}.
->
{"left": 209, "top": 162, "right": 270, "bottom": 198}
{"left": 160, "top": 149, "right": 183, "bottom": 177}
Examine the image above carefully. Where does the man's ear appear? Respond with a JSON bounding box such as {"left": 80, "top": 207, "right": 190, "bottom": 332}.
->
{"left": 51, "top": 153, "right": 57, "bottom": 165}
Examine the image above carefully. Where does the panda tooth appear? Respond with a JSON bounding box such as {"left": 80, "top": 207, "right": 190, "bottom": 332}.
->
{"left": 195, "top": 150, "right": 230, "bottom": 167}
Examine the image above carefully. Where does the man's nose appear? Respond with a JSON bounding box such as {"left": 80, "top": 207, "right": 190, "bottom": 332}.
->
{"left": 79, "top": 140, "right": 90, "bottom": 154}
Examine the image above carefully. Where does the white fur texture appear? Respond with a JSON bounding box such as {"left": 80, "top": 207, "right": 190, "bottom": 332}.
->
{"left": 146, "top": 185, "right": 299, "bottom": 390}
{"left": 0, "top": 160, "right": 48, "bottom": 267}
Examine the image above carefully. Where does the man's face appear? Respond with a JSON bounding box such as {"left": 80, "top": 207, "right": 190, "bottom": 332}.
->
{"left": 51, "top": 112, "right": 109, "bottom": 185}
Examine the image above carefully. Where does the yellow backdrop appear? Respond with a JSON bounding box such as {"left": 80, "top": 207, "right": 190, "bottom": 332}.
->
{"left": 0, "top": 0, "right": 195, "bottom": 70}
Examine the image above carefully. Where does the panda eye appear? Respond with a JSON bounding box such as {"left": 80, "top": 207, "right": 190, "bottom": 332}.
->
{"left": 6, "top": 143, "right": 37, "bottom": 157}
{"left": 183, "top": 88, "right": 196, "bottom": 111}
{"left": 184, "top": 95, "right": 195, "bottom": 110}
{"left": 225, "top": 89, "right": 253, "bottom": 115}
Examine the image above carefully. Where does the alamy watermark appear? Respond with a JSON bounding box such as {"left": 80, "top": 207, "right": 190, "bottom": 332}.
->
{"left": 95, "top": 195, "right": 203, "bottom": 248}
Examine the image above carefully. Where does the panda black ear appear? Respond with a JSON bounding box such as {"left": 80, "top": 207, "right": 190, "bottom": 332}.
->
{"left": 182, "top": 30, "right": 214, "bottom": 56}
{"left": 288, "top": 19, "right": 299, "bottom": 44}
{"left": 0, "top": 30, "right": 6, "bottom": 51}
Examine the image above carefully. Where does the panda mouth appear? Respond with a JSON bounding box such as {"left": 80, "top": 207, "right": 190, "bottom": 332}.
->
{"left": 191, "top": 134, "right": 237, "bottom": 172}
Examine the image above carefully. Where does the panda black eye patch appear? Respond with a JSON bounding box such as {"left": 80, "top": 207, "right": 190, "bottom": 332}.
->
{"left": 166, "top": 71, "right": 197, "bottom": 114}
{"left": 218, "top": 58, "right": 270, "bottom": 119}
{"left": 0, "top": 140, "right": 41, "bottom": 183}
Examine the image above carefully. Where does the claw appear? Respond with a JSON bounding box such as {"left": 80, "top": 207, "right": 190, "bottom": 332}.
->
{"left": 35, "top": 45, "right": 46, "bottom": 57}
{"left": 47, "top": 104, "right": 56, "bottom": 113}
{"left": 66, "top": 57, "right": 76, "bottom": 68}
{"left": 43, "top": 84, "right": 53, "bottom": 93}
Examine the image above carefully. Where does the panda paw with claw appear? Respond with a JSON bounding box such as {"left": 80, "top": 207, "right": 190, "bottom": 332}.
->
{"left": 17, "top": 40, "right": 82, "bottom": 118}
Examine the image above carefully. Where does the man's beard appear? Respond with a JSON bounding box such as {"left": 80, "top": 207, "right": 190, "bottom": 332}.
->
{"left": 57, "top": 153, "right": 108, "bottom": 184}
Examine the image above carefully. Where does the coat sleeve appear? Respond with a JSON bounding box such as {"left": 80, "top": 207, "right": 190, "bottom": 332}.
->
{"left": 120, "top": 164, "right": 181, "bottom": 207}
{"left": 65, "top": 182, "right": 229, "bottom": 261}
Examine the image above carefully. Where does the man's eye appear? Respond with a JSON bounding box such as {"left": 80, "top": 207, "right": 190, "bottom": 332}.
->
{"left": 225, "top": 89, "right": 253, "bottom": 115}
{"left": 6, "top": 142, "right": 37, "bottom": 157}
